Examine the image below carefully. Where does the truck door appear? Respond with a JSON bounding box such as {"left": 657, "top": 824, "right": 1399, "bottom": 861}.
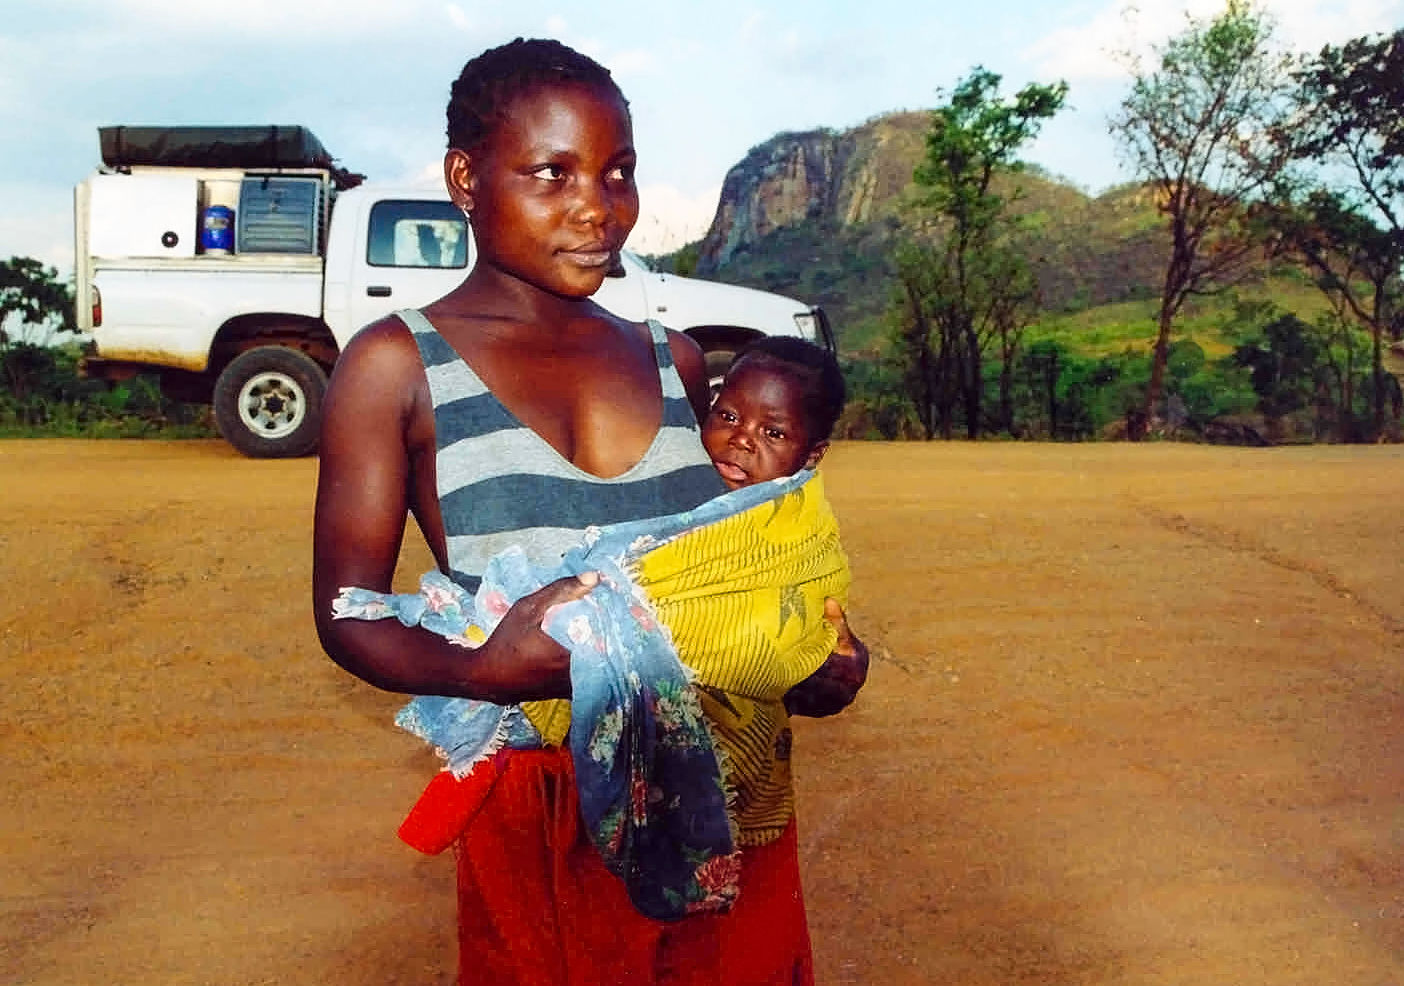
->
{"left": 343, "top": 197, "right": 472, "bottom": 336}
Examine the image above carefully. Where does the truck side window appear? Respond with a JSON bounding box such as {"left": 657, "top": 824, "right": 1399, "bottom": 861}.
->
{"left": 367, "top": 200, "right": 469, "bottom": 269}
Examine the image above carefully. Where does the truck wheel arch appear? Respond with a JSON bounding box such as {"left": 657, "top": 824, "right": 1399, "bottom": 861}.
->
{"left": 208, "top": 314, "right": 339, "bottom": 379}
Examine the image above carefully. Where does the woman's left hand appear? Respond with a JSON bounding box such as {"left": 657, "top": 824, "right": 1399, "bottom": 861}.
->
{"left": 783, "top": 599, "right": 870, "bottom": 718}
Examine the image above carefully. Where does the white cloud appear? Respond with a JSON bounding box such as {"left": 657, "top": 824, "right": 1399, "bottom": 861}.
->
{"left": 545, "top": 15, "right": 570, "bottom": 35}
{"left": 1026, "top": 0, "right": 1404, "bottom": 82}
{"left": 1267, "top": 0, "right": 1402, "bottom": 49}
{"left": 445, "top": 4, "right": 473, "bottom": 32}
{"left": 629, "top": 182, "right": 721, "bottom": 255}
{"left": 724, "top": 16, "right": 883, "bottom": 86}
{"left": 0, "top": 185, "right": 77, "bottom": 274}
{"left": 1025, "top": 2, "right": 1215, "bottom": 82}
{"left": 0, "top": 36, "right": 37, "bottom": 114}
{"left": 605, "top": 49, "right": 658, "bottom": 79}
{"left": 568, "top": 36, "right": 608, "bottom": 62}
{"left": 737, "top": 11, "right": 766, "bottom": 44}
{"left": 409, "top": 159, "right": 450, "bottom": 186}
{"left": 105, "top": 0, "right": 434, "bottom": 37}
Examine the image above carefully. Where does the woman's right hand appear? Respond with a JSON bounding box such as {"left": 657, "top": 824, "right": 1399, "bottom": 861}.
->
{"left": 468, "top": 572, "right": 599, "bottom": 704}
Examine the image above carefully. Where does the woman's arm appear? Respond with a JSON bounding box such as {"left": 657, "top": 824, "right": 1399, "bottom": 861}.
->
{"left": 311, "top": 319, "right": 590, "bottom": 702}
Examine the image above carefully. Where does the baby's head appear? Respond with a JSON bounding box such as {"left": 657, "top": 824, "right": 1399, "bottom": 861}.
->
{"left": 701, "top": 336, "right": 846, "bottom": 490}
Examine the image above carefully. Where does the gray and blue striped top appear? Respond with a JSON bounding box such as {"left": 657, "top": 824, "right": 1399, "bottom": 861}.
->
{"left": 399, "top": 309, "right": 725, "bottom": 591}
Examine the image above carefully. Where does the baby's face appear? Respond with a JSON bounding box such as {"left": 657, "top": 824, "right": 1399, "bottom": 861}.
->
{"left": 701, "top": 361, "right": 818, "bottom": 489}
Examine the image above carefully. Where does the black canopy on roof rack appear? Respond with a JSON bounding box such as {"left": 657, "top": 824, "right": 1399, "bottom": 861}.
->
{"left": 98, "top": 125, "right": 364, "bottom": 190}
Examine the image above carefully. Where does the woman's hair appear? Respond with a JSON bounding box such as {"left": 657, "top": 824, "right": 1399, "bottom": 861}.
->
{"left": 447, "top": 38, "right": 627, "bottom": 153}
{"left": 732, "top": 336, "right": 847, "bottom": 442}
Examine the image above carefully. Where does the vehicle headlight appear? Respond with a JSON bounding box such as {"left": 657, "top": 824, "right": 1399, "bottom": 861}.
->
{"left": 792, "top": 311, "right": 817, "bottom": 340}
{"left": 793, "top": 307, "right": 835, "bottom": 351}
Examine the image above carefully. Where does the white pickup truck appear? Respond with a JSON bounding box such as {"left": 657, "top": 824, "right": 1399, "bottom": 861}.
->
{"left": 75, "top": 126, "right": 832, "bottom": 458}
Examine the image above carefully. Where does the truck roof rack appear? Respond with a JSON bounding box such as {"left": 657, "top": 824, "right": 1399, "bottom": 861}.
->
{"left": 98, "top": 125, "right": 364, "bottom": 190}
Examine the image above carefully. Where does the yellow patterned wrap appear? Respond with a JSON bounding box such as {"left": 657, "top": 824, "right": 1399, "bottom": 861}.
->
{"left": 630, "top": 470, "right": 849, "bottom": 698}
{"left": 524, "top": 471, "right": 849, "bottom": 844}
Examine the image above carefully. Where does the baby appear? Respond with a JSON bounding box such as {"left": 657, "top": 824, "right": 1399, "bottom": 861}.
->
{"left": 701, "top": 335, "right": 845, "bottom": 489}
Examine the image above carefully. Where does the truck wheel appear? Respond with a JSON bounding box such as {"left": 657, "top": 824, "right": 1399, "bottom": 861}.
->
{"left": 213, "top": 346, "right": 327, "bottom": 458}
{"left": 704, "top": 349, "right": 738, "bottom": 402}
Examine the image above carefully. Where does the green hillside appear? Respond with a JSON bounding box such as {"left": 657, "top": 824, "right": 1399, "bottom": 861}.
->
{"left": 649, "top": 131, "right": 1397, "bottom": 442}
{"left": 658, "top": 167, "right": 1339, "bottom": 370}
{"left": 1027, "top": 270, "right": 1336, "bottom": 361}
{"left": 666, "top": 169, "right": 1186, "bottom": 356}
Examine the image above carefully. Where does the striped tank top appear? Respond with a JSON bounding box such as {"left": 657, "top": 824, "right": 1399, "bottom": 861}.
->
{"left": 399, "top": 309, "right": 725, "bottom": 588}
{"left": 401, "top": 309, "right": 800, "bottom": 845}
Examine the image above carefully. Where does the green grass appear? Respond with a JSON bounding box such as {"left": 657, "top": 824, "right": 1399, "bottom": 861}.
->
{"left": 842, "top": 266, "right": 1346, "bottom": 366}
{"left": 1025, "top": 275, "right": 1343, "bottom": 361}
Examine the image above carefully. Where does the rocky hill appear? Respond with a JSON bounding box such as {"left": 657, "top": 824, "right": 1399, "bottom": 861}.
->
{"left": 695, "top": 112, "right": 930, "bottom": 272}
{"left": 686, "top": 111, "right": 1176, "bottom": 351}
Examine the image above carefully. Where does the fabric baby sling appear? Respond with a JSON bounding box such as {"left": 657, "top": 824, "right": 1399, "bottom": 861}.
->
{"left": 333, "top": 468, "right": 849, "bottom": 921}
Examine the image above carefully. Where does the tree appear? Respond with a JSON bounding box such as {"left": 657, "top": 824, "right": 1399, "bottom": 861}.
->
{"left": 892, "top": 243, "right": 949, "bottom": 439}
{"left": 0, "top": 257, "right": 76, "bottom": 348}
{"left": 894, "top": 67, "right": 1067, "bottom": 439}
{"left": 1110, "top": 1, "right": 1295, "bottom": 438}
{"left": 1278, "top": 29, "right": 1404, "bottom": 440}
{"left": 1232, "top": 313, "right": 1321, "bottom": 418}
{"left": 1, "top": 258, "right": 80, "bottom": 415}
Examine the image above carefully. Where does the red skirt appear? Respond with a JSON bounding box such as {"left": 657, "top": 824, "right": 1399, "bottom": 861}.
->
{"left": 400, "top": 746, "right": 814, "bottom": 986}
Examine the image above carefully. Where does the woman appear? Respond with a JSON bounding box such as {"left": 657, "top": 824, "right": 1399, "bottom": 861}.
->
{"left": 312, "top": 38, "right": 866, "bottom": 985}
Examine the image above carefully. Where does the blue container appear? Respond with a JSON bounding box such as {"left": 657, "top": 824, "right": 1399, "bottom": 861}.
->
{"left": 201, "top": 204, "right": 235, "bottom": 254}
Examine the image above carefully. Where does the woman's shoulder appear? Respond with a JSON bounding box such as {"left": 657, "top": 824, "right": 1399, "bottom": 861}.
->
{"left": 323, "top": 312, "right": 431, "bottom": 434}
{"left": 335, "top": 312, "right": 425, "bottom": 378}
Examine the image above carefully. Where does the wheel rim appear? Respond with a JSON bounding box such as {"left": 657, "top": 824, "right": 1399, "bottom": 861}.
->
{"left": 236, "top": 371, "right": 307, "bottom": 440}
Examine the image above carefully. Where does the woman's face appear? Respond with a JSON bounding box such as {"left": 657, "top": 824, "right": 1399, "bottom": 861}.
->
{"left": 448, "top": 81, "right": 639, "bottom": 299}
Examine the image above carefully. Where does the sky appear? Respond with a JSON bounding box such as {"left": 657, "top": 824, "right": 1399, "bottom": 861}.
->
{"left": 2, "top": 0, "right": 1400, "bottom": 273}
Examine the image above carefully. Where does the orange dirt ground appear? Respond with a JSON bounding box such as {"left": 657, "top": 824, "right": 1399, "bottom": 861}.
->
{"left": 3, "top": 438, "right": 1402, "bottom": 985}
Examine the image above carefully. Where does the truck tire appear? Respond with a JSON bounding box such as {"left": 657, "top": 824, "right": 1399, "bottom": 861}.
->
{"left": 213, "top": 346, "right": 327, "bottom": 458}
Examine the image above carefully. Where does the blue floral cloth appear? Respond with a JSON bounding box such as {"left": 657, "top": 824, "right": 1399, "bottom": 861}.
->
{"left": 332, "top": 470, "right": 815, "bottom": 921}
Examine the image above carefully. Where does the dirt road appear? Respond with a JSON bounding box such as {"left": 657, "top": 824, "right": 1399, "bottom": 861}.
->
{"left": 3, "top": 439, "right": 1402, "bottom": 985}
